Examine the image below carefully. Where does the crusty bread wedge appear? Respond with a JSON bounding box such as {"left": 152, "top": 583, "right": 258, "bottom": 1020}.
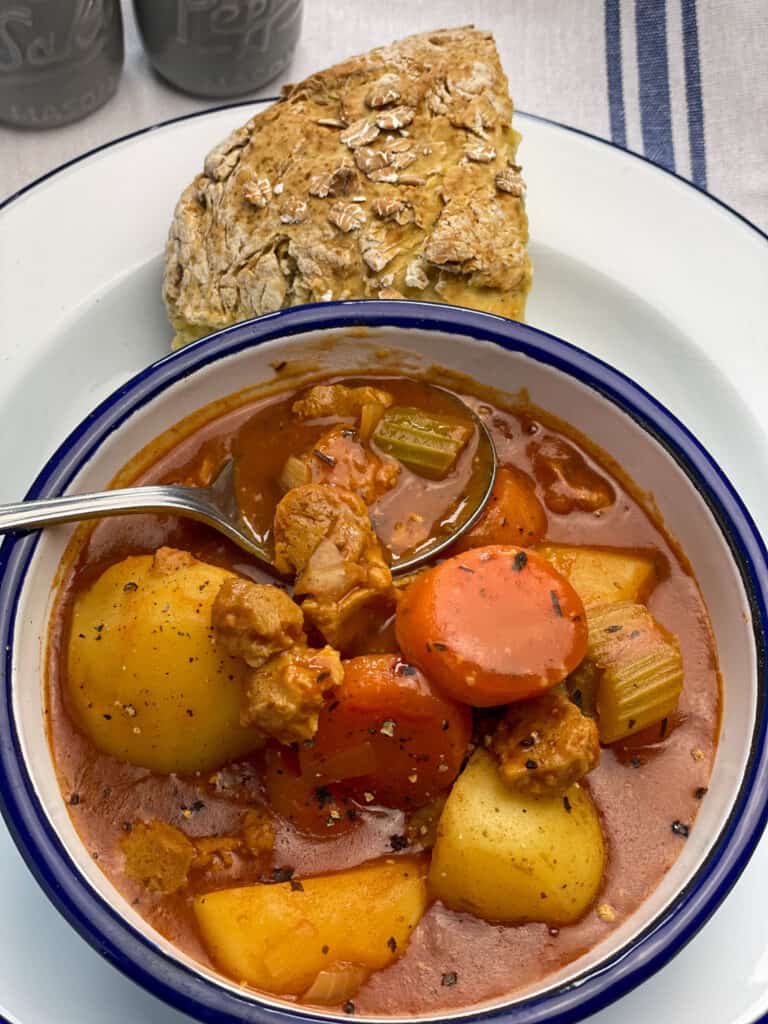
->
{"left": 164, "top": 27, "right": 532, "bottom": 348}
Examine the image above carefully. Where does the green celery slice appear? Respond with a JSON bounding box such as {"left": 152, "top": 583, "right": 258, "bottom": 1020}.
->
{"left": 372, "top": 406, "right": 473, "bottom": 479}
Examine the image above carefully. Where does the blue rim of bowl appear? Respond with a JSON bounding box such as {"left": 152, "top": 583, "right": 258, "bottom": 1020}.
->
{"left": 0, "top": 302, "right": 767, "bottom": 1024}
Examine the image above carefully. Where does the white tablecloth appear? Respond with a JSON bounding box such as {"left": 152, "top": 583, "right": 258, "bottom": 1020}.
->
{"left": 1, "top": 0, "right": 766, "bottom": 232}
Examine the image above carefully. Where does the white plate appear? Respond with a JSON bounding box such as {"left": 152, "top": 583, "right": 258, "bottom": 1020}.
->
{"left": 1, "top": 102, "right": 767, "bottom": 1024}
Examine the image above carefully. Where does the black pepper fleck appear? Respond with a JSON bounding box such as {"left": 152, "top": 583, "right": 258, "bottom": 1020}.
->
{"left": 441, "top": 971, "right": 458, "bottom": 987}
{"left": 313, "top": 449, "right": 337, "bottom": 467}
{"left": 563, "top": 795, "right": 572, "bottom": 813}
{"left": 660, "top": 717, "right": 669, "bottom": 738}
{"left": 671, "top": 820, "right": 690, "bottom": 837}
{"left": 123, "top": 581, "right": 138, "bottom": 592}
{"left": 511, "top": 551, "right": 528, "bottom": 572}
{"left": 550, "top": 590, "right": 563, "bottom": 617}
{"left": 432, "top": 642, "right": 448, "bottom": 651}
{"left": 389, "top": 834, "right": 409, "bottom": 851}
{"left": 605, "top": 623, "right": 622, "bottom": 633}
{"left": 520, "top": 736, "right": 536, "bottom": 748}
{"left": 630, "top": 756, "right": 643, "bottom": 768}
{"left": 387, "top": 936, "right": 397, "bottom": 952}
{"left": 694, "top": 787, "right": 708, "bottom": 800}
{"left": 343, "top": 1001, "right": 355, "bottom": 1014}
{"left": 525, "top": 759, "right": 538, "bottom": 770}
{"left": 314, "top": 787, "right": 333, "bottom": 808}
{"left": 289, "top": 879, "right": 304, "bottom": 892}
{"left": 272, "top": 867, "right": 295, "bottom": 883}
{"left": 69, "top": 793, "right": 81, "bottom": 806}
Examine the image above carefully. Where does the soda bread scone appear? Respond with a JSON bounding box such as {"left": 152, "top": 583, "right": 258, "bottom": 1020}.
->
{"left": 164, "top": 27, "right": 532, "bottom": 348}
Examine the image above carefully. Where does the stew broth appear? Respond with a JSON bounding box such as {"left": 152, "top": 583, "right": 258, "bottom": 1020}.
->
{"left": 47, "top": 373, "right": 719, "bottom": 1015}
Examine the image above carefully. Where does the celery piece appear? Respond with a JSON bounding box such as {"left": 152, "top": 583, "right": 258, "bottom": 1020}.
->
{"left": 570, "top": 601, "right": 683, "bottom": 743}
{"left": 372, "top": 406, "right": 473, "bottom": 479}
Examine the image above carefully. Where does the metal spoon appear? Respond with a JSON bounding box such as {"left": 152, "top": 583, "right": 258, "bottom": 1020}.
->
{"left": 0, "top": 388, "right": 497, "bottom": 577}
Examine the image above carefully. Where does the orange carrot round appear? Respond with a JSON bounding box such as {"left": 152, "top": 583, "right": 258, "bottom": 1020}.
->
{"left": 396, "top": 545, "right": 587, "bottom": 706}
{"left": 301, "top": 654, "right": 471, "bottom": 807}
{"left": 453, "top": 466, "right": 547, "bottom": 552}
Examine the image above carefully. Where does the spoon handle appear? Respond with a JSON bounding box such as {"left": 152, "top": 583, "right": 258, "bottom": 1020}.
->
{"left": 0, "top": 486, "right": 211, "bottom": 533}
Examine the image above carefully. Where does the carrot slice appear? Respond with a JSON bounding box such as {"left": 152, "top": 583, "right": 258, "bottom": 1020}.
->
{"left": 300, "top": 654, "right": 471, "bottom": 807}
{"left": 396, "top": 545, "right": 587, "bottom": 706}
{"left": 453, "top": 466, "right": 547, "bottom": 552}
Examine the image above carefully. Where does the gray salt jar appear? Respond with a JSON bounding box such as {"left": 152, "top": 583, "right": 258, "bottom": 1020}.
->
{"left": 0, "top": 0, "right": 123, "bottom": 129}
{"left": 133, "top": 0, "right": 303, "bottom": 99}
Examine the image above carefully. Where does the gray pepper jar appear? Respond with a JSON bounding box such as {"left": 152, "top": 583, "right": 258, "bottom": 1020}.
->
{"left": 133, "top": 0, "right": 303, "bottom": 99}
{"left": 0, "top": 0, "right": 123, "bottom": 129}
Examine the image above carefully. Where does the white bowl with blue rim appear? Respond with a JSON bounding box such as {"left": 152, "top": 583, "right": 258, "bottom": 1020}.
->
{"left": 1, "top": 301, "right": 766, "bottom": 1024}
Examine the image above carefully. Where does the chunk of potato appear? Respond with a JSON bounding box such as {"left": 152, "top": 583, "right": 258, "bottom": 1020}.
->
{"left": 429, "top": 750, "right": 604, "bottom": 925}
{"left": 535, "top": 544, "right": 657, "bottom": 607}
{"left": 67, "top": 548, "right": 262, "bottom": 774}
{"left": 194, "top": 857, "right": 428, "bottom": 996}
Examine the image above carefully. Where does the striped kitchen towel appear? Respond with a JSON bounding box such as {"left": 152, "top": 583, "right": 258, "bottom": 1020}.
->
{"left": 509, "top": 0, "right": 768, "bottom": 232}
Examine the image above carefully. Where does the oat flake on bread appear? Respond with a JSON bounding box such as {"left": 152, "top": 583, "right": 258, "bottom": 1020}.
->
{"left": 163, "top": 27, "right": 532, "bottom": 349}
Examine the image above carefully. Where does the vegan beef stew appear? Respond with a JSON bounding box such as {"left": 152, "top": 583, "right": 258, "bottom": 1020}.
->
{"left": 47, "top": 373, "right": 719, "bottom": 1015}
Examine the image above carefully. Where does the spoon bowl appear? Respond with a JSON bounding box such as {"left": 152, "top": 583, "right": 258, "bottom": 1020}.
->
{"left": 0, "top": 382, "right": 497, "bottom": 577}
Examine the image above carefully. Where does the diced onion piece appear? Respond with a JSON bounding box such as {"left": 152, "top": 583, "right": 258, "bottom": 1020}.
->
{"left": 303, "top": 965, "right": 370, "bottom": 1005}
{"left": 572, "top": 601, "right": 683, "bottom": 743}
{"left": 359, "top": 402, "right": 386, "bottom": 442}
{"left": 294, "top": 538, "right": 361, "bottom": 600}
{"left": 279, "top": 454, "right": 312, "bottom": 493}
{"left": 372, "top": 406, "right": 473, "bottom": 480}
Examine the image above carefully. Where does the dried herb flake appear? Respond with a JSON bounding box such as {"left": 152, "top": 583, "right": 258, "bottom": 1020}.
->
{"left": 272, "top": 867, "right": 294, "bottom": 883}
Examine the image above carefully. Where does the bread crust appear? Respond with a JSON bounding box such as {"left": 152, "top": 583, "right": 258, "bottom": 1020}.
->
{"left": 163, "top": 27, "right": 532, "bottom": 348}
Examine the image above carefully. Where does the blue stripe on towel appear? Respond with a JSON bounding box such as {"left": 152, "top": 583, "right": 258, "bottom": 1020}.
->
{"left": 604, "top": 0, "right": 627, "bottom": 147}
{"left": 635, "top": 0, "right": 676, "bottom": 171}
{"left": 681, "top": 0, "right": 708, "bottom": 188}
